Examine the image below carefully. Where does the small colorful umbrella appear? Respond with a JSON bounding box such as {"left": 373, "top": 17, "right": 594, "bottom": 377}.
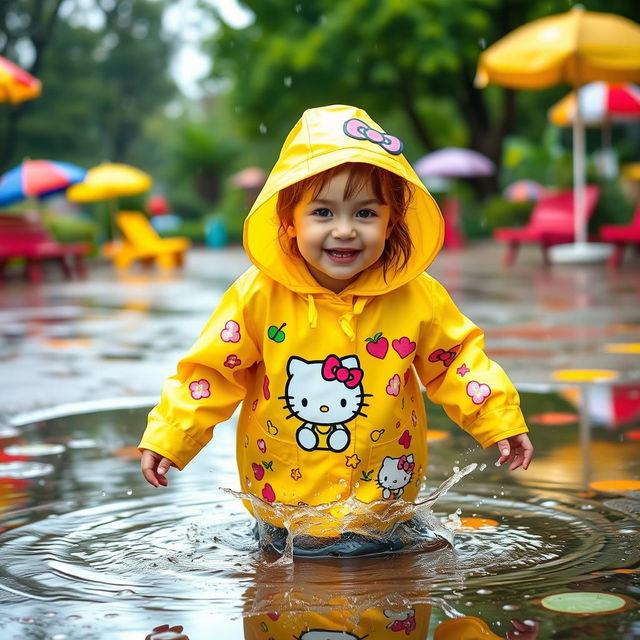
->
{"left": 0, "top": 56, "right": 41, "bottom": 104}
{"left": 0, "top": 160, "right": 86, "bottom": 206}
{"left": 413, "top": 148, "right": 495, "bottom": 178}
{"left": 67, "top": 163, "right": 152, "bottom": 241}
{"left": 549, "top": 82, "right": 640, "bottom": 127}
{"left": 67, "top": 163, "right": 152, "bottom": 202}
{"left": 504, "top": 180, "right": 548, "bottom": 203}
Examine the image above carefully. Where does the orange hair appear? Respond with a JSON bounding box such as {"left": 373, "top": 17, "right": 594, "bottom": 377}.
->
{"left": 276, "top": 162, "right": 413, "bottom": 280}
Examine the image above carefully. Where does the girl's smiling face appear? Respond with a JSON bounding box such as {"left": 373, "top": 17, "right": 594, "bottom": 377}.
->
{"left": 290, "top": 167, "right": 391, "bottom": 293}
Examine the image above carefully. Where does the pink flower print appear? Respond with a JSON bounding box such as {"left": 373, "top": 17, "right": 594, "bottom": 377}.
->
{"left": 456, "top": 363, "right": 470, "bottom": 377}
{"left": 386, "top": 374, "right": 401, "bottom": 396}
{"left": 257, "top": 438, "right": 267, "bottom": 454}
{"left": 467, "top": 380, "right": 492, "bottom": 405}
{"left": 220, "top": 320, "right": 240, "bottom": 343}
{"left": 392, "top": 337, "right": 416, "bottom": 358}
{"left": 189, "top": 379, "right": 210, "bottom": 400}
{"left": 224, "top": 354, "right": 241, "bottom": 369}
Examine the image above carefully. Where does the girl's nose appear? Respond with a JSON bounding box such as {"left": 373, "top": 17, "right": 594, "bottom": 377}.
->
{"left": 332, "top": 220, "right": 356, "bottom": 239}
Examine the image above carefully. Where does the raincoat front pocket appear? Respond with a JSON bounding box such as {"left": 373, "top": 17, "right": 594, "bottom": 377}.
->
{"left": 242, "top": 412, "right": 300, "bottom": 503}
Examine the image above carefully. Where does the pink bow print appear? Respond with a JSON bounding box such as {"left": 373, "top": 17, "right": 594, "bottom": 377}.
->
{"left": 343, "top": 118, "right": 404, "bottom": 155}
{"left": 397, "top": 454, "right": 414, "bottom": 474}
{"left": 321, "top": 354, "right": 363, "bottom": 388}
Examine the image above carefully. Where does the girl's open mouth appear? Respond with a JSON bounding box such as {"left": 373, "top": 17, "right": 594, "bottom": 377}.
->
{"left": 325, "top": 249, "right": 361, "bottom": 264}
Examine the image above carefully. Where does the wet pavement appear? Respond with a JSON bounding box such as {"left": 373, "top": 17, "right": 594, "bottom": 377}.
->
{"left": 1, "top": 242, "right": 640, "bottom": 639}
{"left": 1, "top": 241, "right": 639, "bottom": 422}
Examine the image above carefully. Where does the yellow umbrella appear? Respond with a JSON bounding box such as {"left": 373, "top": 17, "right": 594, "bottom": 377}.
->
{"left": 476, "top": 6, "right": 640, "bottom": 263}
{"left": 0, "top": 56, "right": 41, "bottom": 104}
{"left": 67, "top": 162, "right": 152, "bottom": 202}
{"left": 67, "top": 163, "right": 152, "bottom": 241}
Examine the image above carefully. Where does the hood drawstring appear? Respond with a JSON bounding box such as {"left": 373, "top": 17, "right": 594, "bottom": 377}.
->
{"left": 307, "top": 294, "right": 318, "bottom": 329}
{"left": 338, "top": 297, "right": 369, "bottom": 342}
{"left": 306, "top": 294, "right": 369, "bottom": 340}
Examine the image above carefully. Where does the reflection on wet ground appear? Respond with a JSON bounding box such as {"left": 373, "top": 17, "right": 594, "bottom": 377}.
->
{"left": 0, "top": 244, "right": 639, "bottom": 638}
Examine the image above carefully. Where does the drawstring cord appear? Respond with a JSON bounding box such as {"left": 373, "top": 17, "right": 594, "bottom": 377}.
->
{"left": 338, "top": 296, "right": 368, "bottom": 341}
{"left": 307, "top": 294, "right": 318, "bottom": 329}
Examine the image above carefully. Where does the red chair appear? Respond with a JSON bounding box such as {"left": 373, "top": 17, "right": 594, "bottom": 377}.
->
{"left": 0, "top": 213, "right": 90, "bottom": 283}
{"left": 599, "top": 204, "right": 640, "bottom": 269}
{"left": 494, "top": 185, "right": 601, "bottom": 266}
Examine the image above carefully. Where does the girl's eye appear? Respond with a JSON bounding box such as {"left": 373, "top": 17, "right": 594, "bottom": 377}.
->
{"left": 356, "top": 209, "right": 376, "bottom": 218}
{"left": 313, "top": 208, "right": 332, "bottom": 217}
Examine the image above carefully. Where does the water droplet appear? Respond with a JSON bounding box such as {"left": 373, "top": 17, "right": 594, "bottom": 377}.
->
{"left": 338, "top": 478, "right": 347, "bottom": 485}
{"left": 125, "top": 489, "right": 132, "bottom": 496}
{"left": 619, "top": 528, "right": 638, "bottom": 534}
{"left": 259, "top": 123, "right": 268, "bottom": 134}
{"left": 581, "top": 503, "right": 595, "bottom": 510}
{"left": 503, "top": 604, "right": 520, "bottom": 611}
{"left": 479, "top": 463, "right": 487, "bottom": 471}
{"left": 476, "top": 588, "right": 493, "bottom": 595}
{"left": 283, "top": 76, "right": 292, "bottom": 87}
{"left": 18, "top": 617, "right": 35, "bottom": 624}
{"left": 52, "top": 635, "right": 68, "bottom": 640}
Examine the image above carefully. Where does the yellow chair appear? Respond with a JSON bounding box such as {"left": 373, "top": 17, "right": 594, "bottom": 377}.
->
{"left": 102, "top": 211, "right": 191, "bottom": 269}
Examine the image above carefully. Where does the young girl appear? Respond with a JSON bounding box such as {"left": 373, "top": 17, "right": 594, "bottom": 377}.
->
{"left": 139, "top": 104, "right": 533, "bottom": 552}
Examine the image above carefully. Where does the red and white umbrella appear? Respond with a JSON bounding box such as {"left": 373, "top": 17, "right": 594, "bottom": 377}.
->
{"left": 549, "top": 82, "right": 640, "bottom": 126}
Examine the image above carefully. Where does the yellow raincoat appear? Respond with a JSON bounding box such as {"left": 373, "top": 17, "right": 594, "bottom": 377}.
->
{"left": 139, "top": 105, "right": 527, "bottom": 535}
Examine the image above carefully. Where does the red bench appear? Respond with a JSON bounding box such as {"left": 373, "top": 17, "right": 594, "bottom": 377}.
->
{"left": 494, "top": 185, "right": 601, "bottom": 266}
{"left": 599, "top": 204, "right": 640, "bottom": 269}
{"left": 0, "top": 213, "right": 90, "bottom": 283}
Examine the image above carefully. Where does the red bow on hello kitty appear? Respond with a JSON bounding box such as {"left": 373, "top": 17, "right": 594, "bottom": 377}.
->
{"left": 321, "top": 355, "right": 363, "bottom": 388}
{"left": 397, "top": 455, "right": 414, "bottom": 473}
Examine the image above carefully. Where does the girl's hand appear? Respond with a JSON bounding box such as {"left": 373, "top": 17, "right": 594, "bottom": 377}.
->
{"left": 495, "top": 433, "right": 533, "bottom": 471}
{"left": 141, "top": 449, "right": 176, "bottom": 487}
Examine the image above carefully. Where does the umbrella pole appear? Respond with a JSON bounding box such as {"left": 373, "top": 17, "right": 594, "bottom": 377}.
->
{"left": 573, "top": 84, "right": 587, "bottom": 245}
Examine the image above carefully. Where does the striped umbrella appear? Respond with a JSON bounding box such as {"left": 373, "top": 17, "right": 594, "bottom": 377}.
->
{"left": 0, "top": 160, "right": 87, "bottom": 206}
{"left": 549, "top": 82, "right": 640, "bottom": 126}
{"left": 0, "top": 56, "right": 41, "bottom": 104}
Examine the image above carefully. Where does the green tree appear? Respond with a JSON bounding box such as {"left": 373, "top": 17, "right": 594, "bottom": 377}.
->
{"left": 0, "top": 0, "right": 177, "bottom": 170}
{"left": 205, "top": 0, "right": 640, "bottom": 197}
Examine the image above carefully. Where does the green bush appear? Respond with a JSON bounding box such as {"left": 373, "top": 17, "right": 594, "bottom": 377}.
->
{"left": 157, "top": 218, "right": 205, "bottom": 243}
{"left": 589, "top": 180, "right": 635, "bottom": 233}
{"left": 41, "top": 212, "right": 98, "bottom": 246}
{"left": 480, "top": 196, "right": 535, "bottom": 233}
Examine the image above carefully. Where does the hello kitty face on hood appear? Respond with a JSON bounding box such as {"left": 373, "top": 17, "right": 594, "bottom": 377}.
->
{"left": 282, "top": 354, "right": 369, "bottom": 426}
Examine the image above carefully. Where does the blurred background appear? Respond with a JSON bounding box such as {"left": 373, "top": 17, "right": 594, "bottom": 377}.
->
{"left": 1, "top": 0, "right": 639, "bottom": 250}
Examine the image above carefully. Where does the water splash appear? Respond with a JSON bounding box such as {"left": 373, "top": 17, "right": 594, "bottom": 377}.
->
{"left": 224, "top": 464, "right": 477, "bottom": 560}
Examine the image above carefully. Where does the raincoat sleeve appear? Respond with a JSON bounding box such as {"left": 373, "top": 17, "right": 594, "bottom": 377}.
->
{"left": 413, "top": 276, "right": 528, "bottom": 448}
{"left": 139, "top": 278, "right": 261, "bottom": 469}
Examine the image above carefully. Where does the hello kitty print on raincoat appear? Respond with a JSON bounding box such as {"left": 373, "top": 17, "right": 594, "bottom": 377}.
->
{"left": 139, "top": 104, "right": 528, "bottom": 535}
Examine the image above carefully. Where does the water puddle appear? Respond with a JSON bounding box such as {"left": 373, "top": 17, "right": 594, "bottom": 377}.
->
{"left": 0, "top": 400, "right": 638, "bottom": 638}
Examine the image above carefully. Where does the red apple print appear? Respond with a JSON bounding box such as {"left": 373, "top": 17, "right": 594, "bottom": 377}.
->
{"left": 392, "top": 337, "right": 416, "bottom": 358}
{"left": 267, "top": 613, "right": 280, "bottom": 621}
{"left": 262, "top": 483, "right": 276, "bottom": 503}
{"left": 263, "top": 375, "right": 270, "bottom": 400}
{"left": 399, "top": 429, "right": 412, "bottom": 449}
{"left": 257, "top": 438, "right": 267, "bottom": 454}
{"left": 365, "top": 332, "right": 389, "bottom": 359}
{"left": 252, "top": 462, "right": 265, "bottom": 481}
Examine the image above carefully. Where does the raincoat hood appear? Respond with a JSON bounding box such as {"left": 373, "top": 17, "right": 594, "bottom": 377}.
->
{"left": 243, "top": 104, "right": 444, "bottom": 296}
